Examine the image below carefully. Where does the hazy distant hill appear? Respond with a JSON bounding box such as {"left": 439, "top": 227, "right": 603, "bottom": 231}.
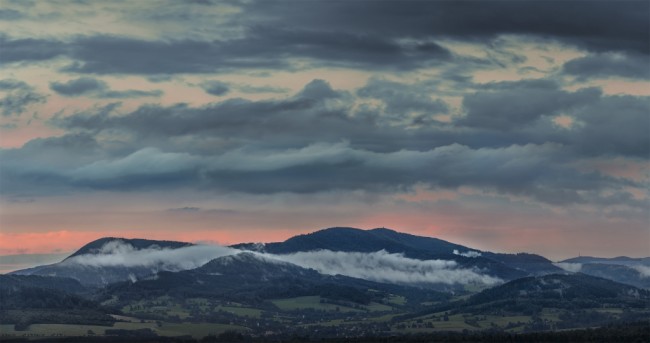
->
{"left": 579, "top": 263, "right": 650, "bottom": 289}
{"left": 562, "top": 256, "right": 650, "bottom": 266}
{"left": 558, "top": 256, "right": 650, "bottom": 289}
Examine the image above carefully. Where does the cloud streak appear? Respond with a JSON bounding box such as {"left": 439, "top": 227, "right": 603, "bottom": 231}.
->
{"left": 63, "top": 240, "right": 237, "bottom": 271}
{"left": 269, "top": 249, "right": 502, "bottom": 286}
{"left": 63, "top": 240, "right": 501, "bottom": 286}
{"left": 453, "top": 249, "right": 482, "bottom": 258}
{"left": 632, "top": 265, "right": 650, "bottom": 278}
{"left": 50, "top": 77, "right": 162, "bottom": 98}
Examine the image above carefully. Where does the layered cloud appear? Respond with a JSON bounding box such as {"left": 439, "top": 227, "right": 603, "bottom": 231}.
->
{"left": 1, "top": 79, "right": 645, "bottom": 211}
{"left": 0, "top": 0, "right": 648, "bottom": 259}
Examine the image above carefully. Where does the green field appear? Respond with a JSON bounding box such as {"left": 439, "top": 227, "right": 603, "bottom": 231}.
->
{"left": 271, "top": 296, "right": 394, "bottom": 313}
{"left": 217, "top": 306, "right": 262, "bottom": 318}
{"left": 386, "top": 294, "right": 407, "bottom": 306}
{"left": 365, "top": 302, "right": 393, "bottom": 312}
{"left": 271, "top": 296, "right": 364, "bottom": 312}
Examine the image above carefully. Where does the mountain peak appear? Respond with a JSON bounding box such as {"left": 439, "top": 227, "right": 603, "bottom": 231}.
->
{"left": 65, "top": 237, "right": 193, "bottom": 260}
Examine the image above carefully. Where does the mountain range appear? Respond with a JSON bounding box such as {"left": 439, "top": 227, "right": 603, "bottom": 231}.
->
{"left": 4, "top": 227, "right": 649, "bottom": 339}
{"left": 11, "top": 227, "right": 647, "bottom": 290}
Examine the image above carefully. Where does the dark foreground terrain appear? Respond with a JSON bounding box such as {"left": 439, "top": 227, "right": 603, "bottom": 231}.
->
{"left": 0, "top": 322, "right": 648, "bottom": 343}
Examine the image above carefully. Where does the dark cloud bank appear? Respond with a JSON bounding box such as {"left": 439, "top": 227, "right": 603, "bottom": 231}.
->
{"left": 1, "top": 1, "right": 647, "bottom": 73}
{"left": 1, "top": 78, "right": 647, "bottom": 212}
{"left": 0, "top": 1, "right": 647, "bottom": 220}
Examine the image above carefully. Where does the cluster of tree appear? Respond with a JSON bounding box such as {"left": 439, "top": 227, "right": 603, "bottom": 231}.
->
{"left": 0, "top": 288, "right": 99, "bottom": 311}
{"left": 2, "top": 321, "right": 647, "bottom": 342}
{"left": 320, "top": 321, "right": 650, "bottom": 343}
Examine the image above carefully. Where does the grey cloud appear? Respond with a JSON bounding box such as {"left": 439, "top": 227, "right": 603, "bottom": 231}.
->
{"left": 53, "top": 80, "right": 362, "bottom": 146}
{"left": 0, "top": 9, "right": 24, "bottom": 20}
{"left": 0, "top": 133, "right": 106, "bottom": 195}
{"left": 197, "top": 142, "right": 621, "bottom": 205}
{"left": 50, "top": 79, "right": 448, "bottom": 154}
{"left": 1, "top": 2, "right": 647, "bottom": 74}
{"left": 563, "top": 53, "right": 650, "bottom": 80}
{"left": 457, "top": 80, "right": 601, "bottom": 131}
{"left": 4, "top": 79, "right": 644, "bottom": 208}
{"left": 50, "top": 77, "right": 104, "bottom": 96}
{"left": 50, "top": 77, "right": 162, "bottom": 98}
{"left": 237, "top": 84, "right": 290, "bottom": 94}
{"left": 570, "top": 95, "right": 650, "bottom": 158}
{"left": 57, "top": 28, "right": 450, "bottom": 74}
{"left": 61, "top": 36, "right": 266, "bottom": 74}
{"left": 2, "top": 16, "right": 451, "bottom": 73}
{"left": 2, "top": 126, "right": 628, "bottom": 207}
{"left": 0, "top": 79, "right": 46, "bottom": 116}
{"left": 146, "top": 75, "right": 174, "bottom": 83}
{"left": 0, "top": 35, "right": 67, "bottom": 64}
{"left": 101, "top": 89, "right": 163, "bottom": 98}
{"left": 244, "top": 1, "right": 649, "bottom": 54}
{"left": 357, "top": 77, "right": 448, "bottom": 124}
{"left": 0, "top": 79, "right": 30, "bottom": 90}
{"left": 38, "top": 139, "right": 623, "bottom": 207}
{"left": 68, "top": 147, "right": 197, "bottom": 180}
{"left": 200, "top": 80, "right": 229, "bottom": 96}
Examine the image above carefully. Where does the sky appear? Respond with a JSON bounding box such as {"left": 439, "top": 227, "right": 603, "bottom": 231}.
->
{"left": 0, "top": 0, "right": 648, "bottom": 262}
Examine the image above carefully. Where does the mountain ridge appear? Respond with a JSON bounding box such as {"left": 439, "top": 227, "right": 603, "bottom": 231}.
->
{"left": 8, "top": 227, "right": 648, "bottom": 290}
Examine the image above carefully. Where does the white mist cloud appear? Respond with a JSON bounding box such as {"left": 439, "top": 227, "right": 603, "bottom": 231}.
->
{"left": 64, "top": 241, "right": 502, "bottom": 286}
{"left": 63, "top": 241, "right": 237, "bottom": 271}
{"left": 267, "top": 249, "right": 502, "bottom": 286}
{"left": 554, "top": 262, "right": 583, "bottom": 273}
{"left": 453, "top": 249, "right": 482, "bottom": 258}
{"left": 632, "top": 265, "right": 650, "bottom": 278}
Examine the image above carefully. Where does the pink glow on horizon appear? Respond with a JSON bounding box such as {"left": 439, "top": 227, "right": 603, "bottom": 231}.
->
{"left": 1, "top": 231, "right": 104, "bottom": 255}
{"left": 0, "top": 229, "right": 310, "bottom": 255}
